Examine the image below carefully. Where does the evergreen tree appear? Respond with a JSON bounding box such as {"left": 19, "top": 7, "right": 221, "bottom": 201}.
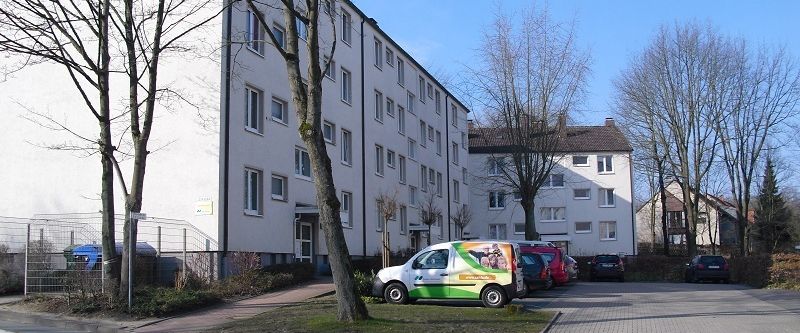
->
{"left": 753, "top": 158, "right": 793, "bottom": 253}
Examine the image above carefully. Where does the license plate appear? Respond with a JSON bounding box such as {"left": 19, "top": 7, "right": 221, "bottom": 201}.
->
{"left": 602, "top": 264, "right": 614, "bottom": 267}
{"left": 709, "top": 265, "right": 720, "bottom": 269}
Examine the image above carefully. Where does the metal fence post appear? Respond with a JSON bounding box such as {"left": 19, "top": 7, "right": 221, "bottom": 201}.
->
{"left": 182, "top": 228, "right": 187, "bottom": 281}
{"left": 156, "top": 226, "right": 161, "bottom": 284}
{"left": 24, "top": 224, "right": 30, "bottom": 296}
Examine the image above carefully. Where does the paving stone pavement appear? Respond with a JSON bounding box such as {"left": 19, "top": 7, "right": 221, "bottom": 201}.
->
{"left": 518, "top": 282, "right": 800, "bottom": 333}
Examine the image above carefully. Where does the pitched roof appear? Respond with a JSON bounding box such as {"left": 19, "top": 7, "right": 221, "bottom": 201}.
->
{"left": 468, "top": 125, "right": 632, "bottom": 154}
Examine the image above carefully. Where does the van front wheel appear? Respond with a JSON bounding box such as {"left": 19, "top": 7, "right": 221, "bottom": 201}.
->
{"left": 481, "top": 285, "right": 507, "bottom": 308}
{"left": 384, "top": 282, "right": 409, "bottom": 305}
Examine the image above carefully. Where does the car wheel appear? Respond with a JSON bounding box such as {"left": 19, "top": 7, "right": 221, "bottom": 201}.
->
{"left": 523, "top": 284, "right": 531, "bottom": 296}
{"left": 481, "top": 285, "right": 507, "bottom": 308}
{"left": 384, "top": 282, "right": 409, "bottom": 305}
{"left": 545, "top": 277, "right": 554, "bottom": 289}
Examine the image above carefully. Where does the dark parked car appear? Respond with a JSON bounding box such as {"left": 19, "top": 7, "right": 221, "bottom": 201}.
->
{"left": 685, "top": 255, "right": 730, "bottom": 283}
{"left": 520, "top": 252, "right": 553, "bottom": 294}
{"left": 565, "top": 256, "right": 579, "bottom": 281}
{"left": 589, "top": 254, "right": 625, "bottom": 282}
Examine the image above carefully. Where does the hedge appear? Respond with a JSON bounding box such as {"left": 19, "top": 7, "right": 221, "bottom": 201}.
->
{"left": 768, "top": 253, "right": 800, "bottom": 291}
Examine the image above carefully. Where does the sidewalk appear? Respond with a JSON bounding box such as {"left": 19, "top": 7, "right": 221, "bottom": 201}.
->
{"left": 134, "top": 277, "right": 334, "bottom": 332}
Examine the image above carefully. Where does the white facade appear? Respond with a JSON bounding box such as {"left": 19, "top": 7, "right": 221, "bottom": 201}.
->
{"left": 467, "top": 123, "right": 636, "bottom": 256}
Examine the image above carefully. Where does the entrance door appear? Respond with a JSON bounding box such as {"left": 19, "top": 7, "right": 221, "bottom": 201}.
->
{"left": 295, "top": 222, "right": 313, "bottom": 263}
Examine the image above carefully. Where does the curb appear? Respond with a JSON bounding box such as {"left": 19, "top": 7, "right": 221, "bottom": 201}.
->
{"left": 0, "top": 308, "right": 124, "bottom": 333}
{"left": 539, "top": 311, "right": 562, "bottom": 333}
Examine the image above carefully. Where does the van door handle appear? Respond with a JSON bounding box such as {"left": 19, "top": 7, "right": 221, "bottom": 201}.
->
{"left": 440, "top": 273, "right": 448, "bottom": 276}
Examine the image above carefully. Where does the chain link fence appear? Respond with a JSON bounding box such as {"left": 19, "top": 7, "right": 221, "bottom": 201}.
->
{"left": 0, "top": 213, "right": 218, "bottom": 295}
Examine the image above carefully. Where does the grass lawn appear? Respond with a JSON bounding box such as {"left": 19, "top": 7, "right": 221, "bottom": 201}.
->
{"left": 215, "top": 296, "right": 554, "bottom": 333}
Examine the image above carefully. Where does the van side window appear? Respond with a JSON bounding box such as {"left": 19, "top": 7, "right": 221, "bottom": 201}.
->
{"left": 412, "top": 249, "right": 449, "bottom": 269}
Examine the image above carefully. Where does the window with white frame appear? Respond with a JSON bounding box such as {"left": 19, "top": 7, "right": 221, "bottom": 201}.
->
{"left": 295, "top": 17, "right": 308, "bottom": 40}
{"left": 408, "top": 139, "right": 416, "bottom": 159}
{"left": 489, "top": 191, "right": 505, "bottom": 209}
{"left": 420, "top": 165, "right": 428, "bottom": 192}
{"left": 461, "top": 132, "right": 467, "bottom": 148}
{"left": 409, "top": 186, "right": 417, "bottom": 207}
{"left": 397, "top": 59, "right": 405, "bottom": 85}
{"left": 540, "top": 207, "right": 565, "bottom": 222}
{"left": 245, "top": 86, "right": 263, "bottom": 134}
{"left": 573, "top": 155, "right": 589, "bottom": 166}
{"left": 399, "top": 155, "right": 407, "bottom": 184}
{"left": 294, "top": 147, "right": 311, "bottom": 179}
{"left": 575, "top": 221, "right": 592, "bottom": 234}
{"left": 451, "top": 104, "right": 458, "bottom": 127}
{"left": 573, "top": 188, "right": 591, "bottom": 200}
{"left": 436, "top": 172, "right": 443, "bottom": 196}
{"left": 488, "top": 157, "right": 504, "bottom": 176}
{"left": 428, "top": 125, "right": 434, "bottom": 142}
{"left": 341, "top": 67, "right": 352, "bottom": 103}
{"left": 600, "top": 221, "right": 617, "bottom": 240}
{"left": 374, "top": 38, "right": 383, "bottom": 68}
{"left": 489, "top": 224, "right": 507, "bottom": 239}
{"left": 462, "top": 167, "right": 468, "bottom": 184}
{"left": 386, "top": 48, "right": 394, "bottom": 66}
{"left": 512, "top": 191, "right": 522, "bottom": 201}
{"left": 544, "top": 174, "right": 564, "bottom": 188}
{"left": 598, "top": 155, "right": 613, "bottom": 173}
{"left": 452, "top": 142, "right": 459, "bottom": 165}
{"left": 374, "top": 90, "right": 383, "bottom": 122}
{"left": 407, "top": 92, "right": 415, "bottom": 113}
{"left": 341, "top": 10, "right": 352, "bottom": 44}
{"left": 418, "top": 76, "right": 425, "bottom": 103}
{"left": 453, "top": 180, "right": 460, "bottom": 202}
{"left": 341, "top": 191, "right": 352, "bottom": 227}
{"left": 272, "top": 24, "right": 285, "bottom": 49}
{"left": 398, "top": 107, "right": 406, "bottom": 134}
{"left": 419, "top": 121, "right": 427, "bottom": 147}
{"left": 386, "top": 98, "right": 395, "bottom": 117}
{"left": 324, "top": 57, "right": 335, "bottom": 80}
{"left": 375, "top": 145, "right": 385, "bottom": 176}
{"left": 599, "top": 188, "right": 615, "bottom": 207}
{"left": 244, "top": 168, "right": 262, "bottom": 215}
{"left": 341, "top": 129, "right": 352, "bottom": 165}
{"left": 399, "top": 206, "right": 407, "bottom": 234}
{"left": 427, "top": 83, "right": 433, "bottom": 99}
{"left": 435, "top": 130, "right": 442, "bottom": 155}
{"left": 429, "top": 168, "right": 436, "bottom": 187}
{"left": 322, "top": 121, "right": 336, "bottom": 144}
{"left": 387, "top": 150, "right": 396, "bottom": 168}
{"left": 514, "top": 223, "right": 525, "bottom": 235}
{"left": 245, "top": 10, "right": 264, "bottom": 54}
{"left": 271, "top": 174, "right": 287, "bottom": 201}
{"left": 434, "top": 90, "right": 441, "bottom": 114}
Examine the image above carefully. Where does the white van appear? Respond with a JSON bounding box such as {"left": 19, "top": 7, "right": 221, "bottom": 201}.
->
{"left": 372, "top": 241, "right": 525, "bottom": 308}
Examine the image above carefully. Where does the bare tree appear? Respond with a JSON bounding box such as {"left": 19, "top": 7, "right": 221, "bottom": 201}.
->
{"left": 245, "top": 0, "right": 367, "bottom": 321}
{"left": 0, "top": 0, "right": 119, "bottom": 297}
{"left": 469, "top": 6, "right": 589, "bottom": 241}
{"left": 377, "top": 190, "right": 399, "bottom": 268}
{"left": 418, "top": 193, "right": 441, "bottom": 246}
{"left": 451, "top": 204, "right": 472, "bottom": 240}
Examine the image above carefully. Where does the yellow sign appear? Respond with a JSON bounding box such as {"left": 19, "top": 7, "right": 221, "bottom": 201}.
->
{"left": 195, "top": 200, "right": 214, "bottom": 215}
{"left": 459, "top": 274, "right": 496, "bottom": 281}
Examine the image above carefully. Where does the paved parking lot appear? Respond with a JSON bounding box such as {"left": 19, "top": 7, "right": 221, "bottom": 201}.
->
{"left": 518, "top": 282, "right": 800, "bottom": 333}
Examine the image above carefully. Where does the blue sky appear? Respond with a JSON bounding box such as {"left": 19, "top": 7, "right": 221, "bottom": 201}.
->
{"left": 352, "top": 0, "right": 800, "bottom": 125}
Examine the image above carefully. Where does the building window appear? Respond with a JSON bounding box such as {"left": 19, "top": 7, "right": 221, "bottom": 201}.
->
{"left": 244, "top": 168, "right": 262, "bottom": 215}
{"left": 375, "top": 145, "right": 385, "bottom": 176}
{"left": 398, "top": 107, "right": 406, "bottom": 134}
{"left": 427, "top": 125, "right": 434, "bottom": 142}
{"left": 341, "top": 68, "right": 352, "bottom": 104}
{"left": 544, "top": 174, "right": 564, "bottom": 188}
{"left": 323, "top": 121, "right": 336, "bottom": 144}
{"left": 374, "top": 38, "right": 383, "bottom": 68}
{"left": 600, "top": 221, "right": 617, "bottom": 240}
{"left": 436, "top": 172, "right": 443, "bottom": 196}
{"left": 573, "top": 188, "right": 591, "bottom": 200}
{"left": 435, "top": 130, "right": 442, "bottom": 155}
{"left": 397, "top": 59, "right": 405, "bottom": 86}
{"left": 386, "top": 98, "right": 395, "bottom": 117}
{"left": 387, "top": 150, "right": 396, "bottom": 168}
{"left": 453, "top": 180, "right": 460, "bottom": 203}
{"left": 434, "top": 90, "right": 441, "bottom": 114}
{"left": 514, "top": 223, "right": 525, "bottom": 235}
{"left": 419, "top": 121, "right": 427, "bottom": 147}
{"left": 573, "top": 155, "right": 589, "bottom": 167}
{"left": 489, "top": 224, "right": 507, "bottom": 240}
{"left": 512, "top": 191, "right": 522, "bottom": 201}
{"left": 452, "top": 142, "right": 459, "bottom": 165}
{"left": 341, "top": 10, "right": 352, "bottom": 44}
{"left": 245, "top": 10, "right": 264, "bottom": 54}
{"left": 599, "top": 188, "right": 615, "bottom": 207}
{"left": 399, "top": 206, "right": 407, "bottom": 234}
{"left": 488, "top": 157, "right": 504, "bottom": 176}
{"left": 438, "top": 214, "right": 444, "bottom": 239}
{"left": 461, "top": 132, "right": 467, "bottom": 148}
{"left": 374, "top": 90, "right": 384, "bottom": 122}
{"left": 324, "top": 57, "right": 336, "bottom": 80}
{"left": 418, "top": 76, "right": 425, "bottom": 103}
{"left": 427, "top": 83, "right": 434, "bottom": 99}
{"left": 386, "top": 48, "right": 394, "bottom": 66}
{"left": 598, "top": 155, "right": 613, "bottom": 173}
{"left": 575, "top": 221, "right": 592, "bottom": 234}
{"left": 420, "top": 165, "right": 428, "bottom": 192}
{"left": 408, "top": 139, "right": 416, "bottom": 160}
{"left": 245, "top": 86, "right": 263, "bottom": 134}
{"left": 295, "top": 17, "right": 308, "bottom": 40}
{"left": 540, "top": 207, "right": 565, "bottom": 222}
{"left": 341, "top": 191, "right": 352, "bottom": 227}
{"left": 270, "top": 97, "right": 287, "bottom": 124}
{"left": 294, "top": 147, "right": 311, "bottom": 179}
{"left": 272, "top": 24, "right": 286, "bottom": 49}
{"left": 667, "top": 211, "right": 685, "bottom": 229}
{"left": 271, "top": 174, "right": 287, "bottom": 201}
{"left": 409, "top": 186, "right": 417, "bottom": 207}
{"left": 399, "top": 155, "right": 407, "bottom": 184}
{"left": 489, "top": 191, "right": 505, "bottom": 209}
{"left": 451, "top": 104, "right": 458, "bottom": 127}
{"left": 407, "top": 92, "right": 415, "bottom": 114}
{"left": 462, "top": 167, "right": 468, "bottom": 184}
{"left": 341, "top": 129, "right": 352, "bottom": 165}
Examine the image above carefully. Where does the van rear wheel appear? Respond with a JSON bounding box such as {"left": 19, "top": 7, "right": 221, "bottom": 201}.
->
{"left": 481, "top": 285, "right": 507, "bottom": 308}
{"left": 384, "top": 282, "right": 409, "bottom": 305}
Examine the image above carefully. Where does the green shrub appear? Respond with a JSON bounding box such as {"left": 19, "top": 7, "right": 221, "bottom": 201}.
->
{"left": 131, "top": 287, "right": 220, "bottom": 317}
{"left": 263, "top": 262, "right": 315, "bottom": 282}
{"left": 729, "top": 255, "right": 771, "bottom": 288}
{"left": 353, "top": 270, "right": 374, "bottom": 296}
{"left": 768, "top": 253, "right": 800, "bottom": 291}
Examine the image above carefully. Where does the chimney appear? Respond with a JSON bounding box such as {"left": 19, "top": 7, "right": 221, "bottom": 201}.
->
{"left": 605, "top": 117, "right": 615, "bottom": 127}
{"left": 467, "top": 119, "right": 474, "bottom": 129}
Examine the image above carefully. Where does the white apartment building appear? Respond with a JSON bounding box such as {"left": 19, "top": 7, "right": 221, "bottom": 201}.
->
{"left": 467, "top": 118, "right": 636, "bottom": 256}
{"left": 0, "top": 0, "right": 469, "bottom": 273}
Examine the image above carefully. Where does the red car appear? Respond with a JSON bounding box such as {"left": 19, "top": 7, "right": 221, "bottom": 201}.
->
{"left": 520, "top": 246, "right": 569, "bottom": 286}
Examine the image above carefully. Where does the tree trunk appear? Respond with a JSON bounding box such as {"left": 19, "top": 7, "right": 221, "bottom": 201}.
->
{"left": 522, "top": 199, "right": 540, "bottom": 241}
{"left": 427, "top": 225, "right": 432, "bottom": 246}
{"left": 657, "top": 161, "right": 669, "bottom": 255}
